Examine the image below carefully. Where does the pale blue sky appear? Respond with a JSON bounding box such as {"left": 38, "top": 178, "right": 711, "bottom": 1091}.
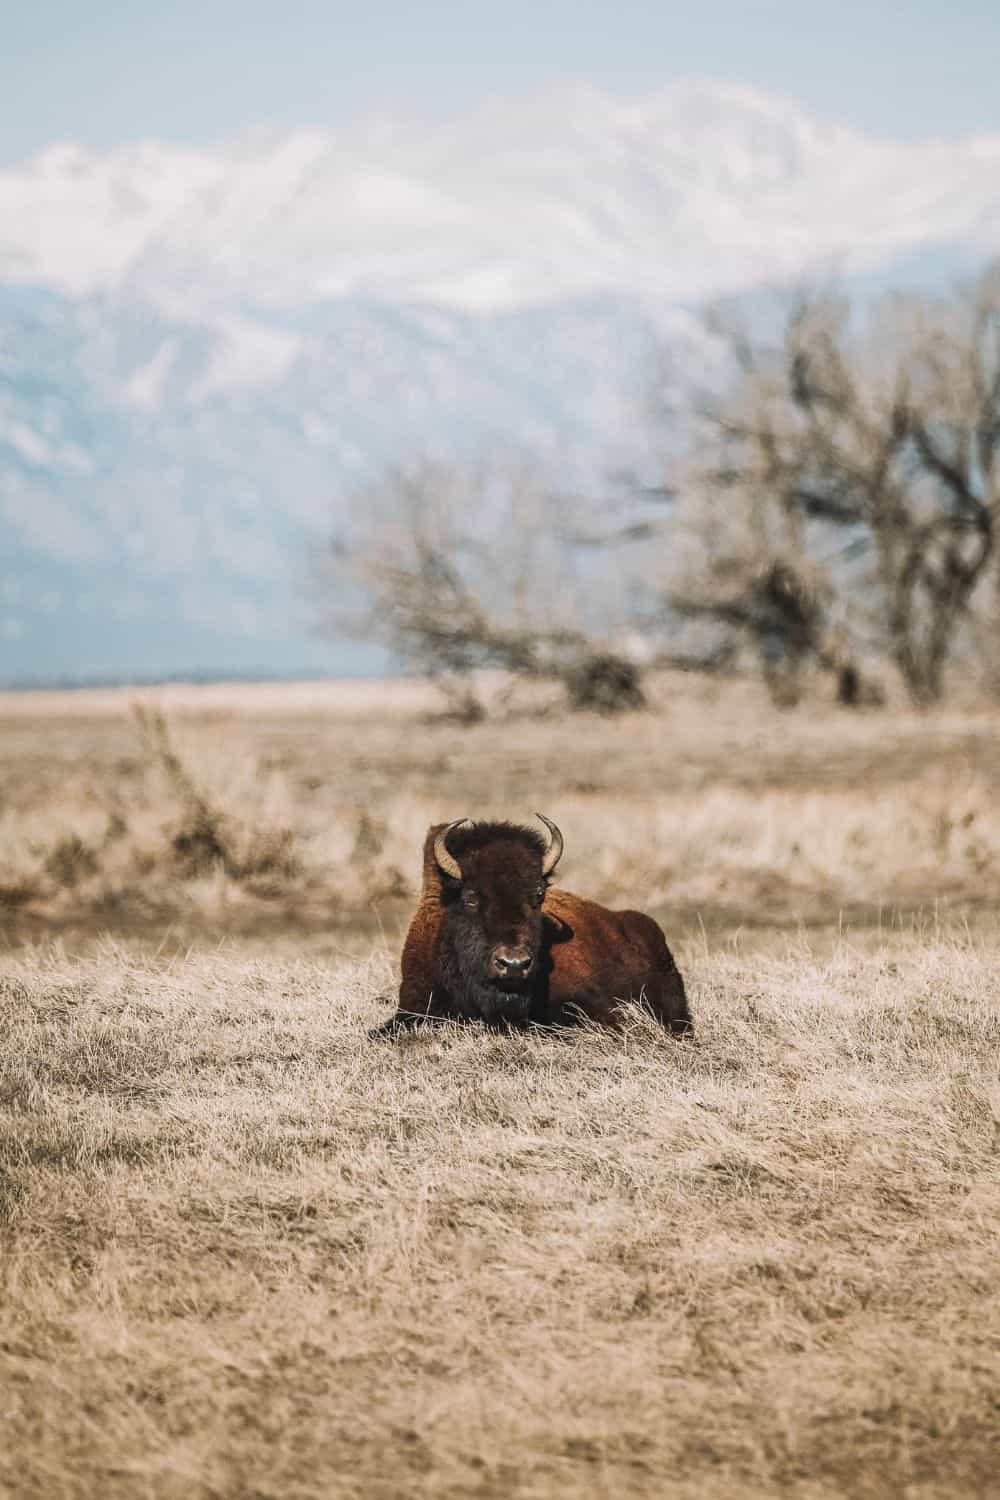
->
{"left": 2, "top": 0, "right": 999, "bottom": 164}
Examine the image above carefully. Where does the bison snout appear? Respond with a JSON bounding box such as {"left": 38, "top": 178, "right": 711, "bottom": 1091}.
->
{"left": 492, "top": 948, "right": 534, "bottom": 980}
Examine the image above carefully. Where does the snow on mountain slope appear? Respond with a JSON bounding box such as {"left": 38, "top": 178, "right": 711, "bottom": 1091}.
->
{"left": 4, "top": 81, "right": 1000, "bottom": 312}
{"left": 0, "top": 282, "right": 683, "bottom": 680}
{"left": 2, "top": 80, "right": 999, "bottom": 682}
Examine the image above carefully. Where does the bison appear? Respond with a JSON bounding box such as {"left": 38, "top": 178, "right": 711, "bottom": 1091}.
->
{"left": 372, "top": 815, "right": 690, "bottom": 1035}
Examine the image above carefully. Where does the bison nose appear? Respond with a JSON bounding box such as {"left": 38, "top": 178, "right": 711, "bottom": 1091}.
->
{"left": 493, "top": 948, "right": 533, "bottom": 978}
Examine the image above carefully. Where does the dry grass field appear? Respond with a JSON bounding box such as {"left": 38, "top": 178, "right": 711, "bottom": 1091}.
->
{"left": 2, "top": 671, "right": 1000, "bottom": 940}
{"left": 2, "top": 672, "right": 999, "bottom": 1498}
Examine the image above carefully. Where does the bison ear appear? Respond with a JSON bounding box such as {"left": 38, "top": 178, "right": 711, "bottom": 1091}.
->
{"left": 535, "top": 813, "right": 564, "bottom": 876}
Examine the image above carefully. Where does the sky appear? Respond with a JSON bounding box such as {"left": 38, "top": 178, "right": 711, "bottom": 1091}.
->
{"left": 3, "top": 0, "right": 1000, "bottom": 164}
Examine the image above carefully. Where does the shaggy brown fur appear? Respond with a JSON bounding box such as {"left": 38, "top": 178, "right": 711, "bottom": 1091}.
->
{"left": 373, "top": 820, "right": 691, "bottom": 1034}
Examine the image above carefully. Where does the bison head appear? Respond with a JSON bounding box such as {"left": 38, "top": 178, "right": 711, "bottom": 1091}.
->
{"left": 433, "top": 815, "right": 563, "bottom": 1015}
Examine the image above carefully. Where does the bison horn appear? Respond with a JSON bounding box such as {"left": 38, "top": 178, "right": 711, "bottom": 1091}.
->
{"left": 535, "top": 813, "right": 564, "bottom": 876}
{"left": 433, "top": 819, "right": 469, "bottom": 882}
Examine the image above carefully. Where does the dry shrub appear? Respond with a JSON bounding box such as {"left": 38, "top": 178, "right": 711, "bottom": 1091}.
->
{"left": 0, "top": 877, "right": 40, "bottom": 911}
{"left": 132, "top": 703, "right": 302, "bottom": 890}
{"left": 133, "top": 703, "right": 240, "bottom": 877}
{"left": 43, "top": 833, "right": 100, "bottom": 888}
{"left": 565, "top": 652, "right": 646, "bottom": 714}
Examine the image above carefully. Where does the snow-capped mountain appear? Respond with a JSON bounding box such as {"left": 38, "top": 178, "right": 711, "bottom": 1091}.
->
{"left": 2, "top": 81, "right": 999, "bottom": 683}
{"left": 6, "top": 80, "right": 1000, "bottom": 313}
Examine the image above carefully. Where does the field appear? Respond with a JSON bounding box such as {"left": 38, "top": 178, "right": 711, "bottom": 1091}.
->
{"left": 2, "top": 673, "right": 999, "bottom": 1498}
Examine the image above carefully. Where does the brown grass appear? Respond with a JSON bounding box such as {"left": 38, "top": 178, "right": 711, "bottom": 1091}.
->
{"left": 1, "top": 935, "right": 998, "bottom": 1498}
{"left": 1, "top": 673, "right": 999, "bottom": 1497}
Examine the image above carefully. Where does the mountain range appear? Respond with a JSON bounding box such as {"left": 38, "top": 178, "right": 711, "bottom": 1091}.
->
{"left": 2, "top": 80, "right": 999, "bottom": 684}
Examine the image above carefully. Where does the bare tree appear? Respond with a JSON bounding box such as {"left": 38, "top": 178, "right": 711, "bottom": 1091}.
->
{"left": 320, "top": 457, "right": 645, "bottom": 717}
{"left": 671, "top": 552, "right": 854, "bottom": 707}
{"left": 661, "top": 339, "right": 869, "bottom": 706}
{"left": 665, "top": 265, "right": 1000, "bottom": 704}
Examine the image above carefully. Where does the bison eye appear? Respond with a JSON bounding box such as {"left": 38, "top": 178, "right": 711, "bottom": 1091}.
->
{"left": 463, "top": 891, "right": 480, "bottom": 909}
{"left": 535, "top": 885, "right": 545, "bottom": 905}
